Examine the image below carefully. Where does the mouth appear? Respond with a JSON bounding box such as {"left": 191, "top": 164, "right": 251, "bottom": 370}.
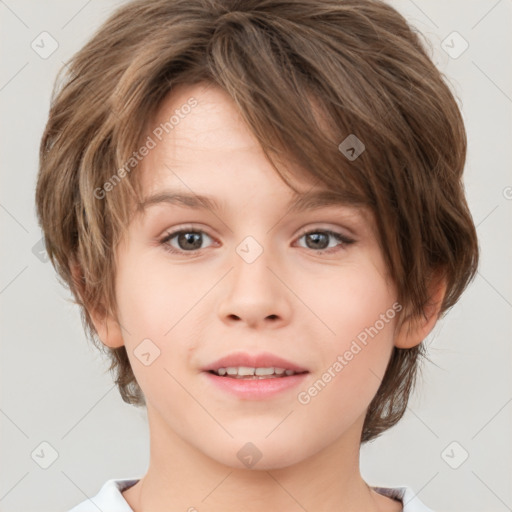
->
{"left": 201, "top": 352, "right": 310, "bottom": 399}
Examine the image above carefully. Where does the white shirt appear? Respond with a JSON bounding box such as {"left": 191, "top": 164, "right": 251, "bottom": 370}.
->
{"left": 67, "top": 478, "right": 435, "bottom": 511}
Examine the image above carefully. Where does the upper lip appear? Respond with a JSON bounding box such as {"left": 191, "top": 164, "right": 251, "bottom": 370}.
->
{"left": 202, "top": 351, "right": 309, "bottom": 373}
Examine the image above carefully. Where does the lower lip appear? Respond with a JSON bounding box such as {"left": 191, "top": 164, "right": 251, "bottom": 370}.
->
{"left": 203, "top": 371, "right": 309, "bottom": 400}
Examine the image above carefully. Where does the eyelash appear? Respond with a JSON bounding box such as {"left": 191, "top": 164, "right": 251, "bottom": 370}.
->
{"left": 159, "top": 226, "right": 355, "bottom": 256}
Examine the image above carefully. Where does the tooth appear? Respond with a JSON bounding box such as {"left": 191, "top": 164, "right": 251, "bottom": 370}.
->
{"left": 214, "top": 366, "right": 298, "bottom": 378}
{"left": 255, "top": 367, "right": 275, "bottom": 376}
{"left": 237, "top": 366, "right": 255, "bottom": 376}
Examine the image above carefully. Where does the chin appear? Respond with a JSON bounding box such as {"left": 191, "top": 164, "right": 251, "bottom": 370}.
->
{"left": 206, "top": 440, "right": 310, "bottom": 471}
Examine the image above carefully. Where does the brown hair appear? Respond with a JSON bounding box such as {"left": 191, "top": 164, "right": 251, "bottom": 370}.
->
{"left": 35, "top": 0, "right": 478, "bottom": 443}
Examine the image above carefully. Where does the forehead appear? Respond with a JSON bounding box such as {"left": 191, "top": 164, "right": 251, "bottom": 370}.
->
{"left": 138, "top": 83, "right": 294, "bottom": 195}
{"left": 134, "top": 82, "right": 376, "bottom": 234}
{"left": 140, "top": 81, "right": 341, "bottom": 187}
{"left": 149, "top": 82, "right": 256, "bottom": 156}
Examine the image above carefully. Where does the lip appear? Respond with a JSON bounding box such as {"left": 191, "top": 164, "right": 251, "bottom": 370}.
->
{"left": 203, "top": 371, "right": 309, "bottom": 400}
{"left": 202, "top": 351, "right": 309, "bottom": 373}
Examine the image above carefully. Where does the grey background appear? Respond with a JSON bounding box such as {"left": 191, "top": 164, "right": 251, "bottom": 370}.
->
{"left": 0, "top": 1, "right": 511, "bottom": 511}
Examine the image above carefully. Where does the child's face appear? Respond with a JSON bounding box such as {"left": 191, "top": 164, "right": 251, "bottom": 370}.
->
{"left": 111, "top": 82, "right": 401, "bottom": 468}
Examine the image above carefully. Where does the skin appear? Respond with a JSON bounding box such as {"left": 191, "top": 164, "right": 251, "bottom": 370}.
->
{"left": 86, "top": 82, "right": 445, "bottom": 512}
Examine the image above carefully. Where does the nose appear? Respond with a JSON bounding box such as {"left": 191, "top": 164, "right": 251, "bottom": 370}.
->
{"left": 216, "top": 242, "right": 292, "bottom": 329}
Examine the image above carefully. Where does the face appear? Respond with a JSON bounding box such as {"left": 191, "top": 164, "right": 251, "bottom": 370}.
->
{"left": 109, "top": 82, "right": 401, "bottom": 470}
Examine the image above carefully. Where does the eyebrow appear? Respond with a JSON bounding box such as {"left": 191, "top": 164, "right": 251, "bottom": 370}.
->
{"left": 137, "top": 189, "right": 365, "bottom": 215}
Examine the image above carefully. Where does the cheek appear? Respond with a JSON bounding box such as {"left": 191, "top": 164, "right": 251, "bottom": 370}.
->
{"left": 116, "top": 253, "right": 192, "bottom": 336}
{"left": 295, "top": 311, "right": 397, "bottom": 441}
{"left": 114, "top": 255, "right": 204, "bottom": 386}
{"left": 295, "top": 261, "right": 397, "bottom": 406}
{"left": 298, "top": 259, "right": 396, "bottom": 347}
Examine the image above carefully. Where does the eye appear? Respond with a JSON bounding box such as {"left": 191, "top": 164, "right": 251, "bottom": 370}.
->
{"left": 160, "top": 228, "right": 215, "bottom": 254}
{"left": 295, "top": 229, "right": 355, "bottom": 254}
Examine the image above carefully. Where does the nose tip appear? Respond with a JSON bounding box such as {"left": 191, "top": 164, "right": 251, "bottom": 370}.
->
{"left": 217, "top": 257, "right": 292, "bottom": 329}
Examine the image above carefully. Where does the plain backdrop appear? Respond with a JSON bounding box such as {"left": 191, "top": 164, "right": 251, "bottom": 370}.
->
{"left": 0, "top": 1, "right": 511, "bottom": 511}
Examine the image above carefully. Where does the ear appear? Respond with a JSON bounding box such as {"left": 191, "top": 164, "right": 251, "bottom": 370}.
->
{"left": 394, "top": 273, "right": 447, "bottom": 349}
{"left": 70, "top": 260, "right": 125, "bottom": 348}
